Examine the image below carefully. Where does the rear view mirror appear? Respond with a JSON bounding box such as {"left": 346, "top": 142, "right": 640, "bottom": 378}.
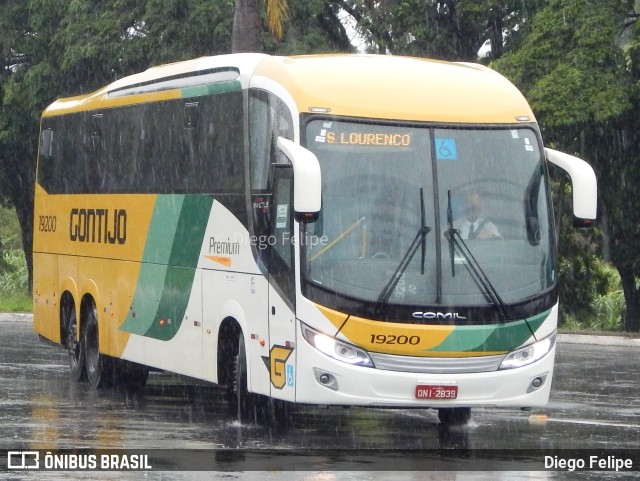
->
{"left": 277, "top": 137, "right": 322, "bottom": 223}
{"left": 40, "top": 129, "right": 53, "bottom": 159}
{"left": 545, "top": 148, "right": 597, "bottom": 224}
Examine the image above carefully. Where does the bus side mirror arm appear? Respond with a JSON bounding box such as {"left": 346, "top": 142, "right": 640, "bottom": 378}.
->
{"left": 277, "top": 137, "right": 322, "bottom": 223}
{"left": 544, "top": 148, "right": 597, "bottom": 226}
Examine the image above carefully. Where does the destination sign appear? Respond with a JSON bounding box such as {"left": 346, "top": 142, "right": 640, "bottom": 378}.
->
{"left": 323, "top": 131, "right": 412, "bottom": 147}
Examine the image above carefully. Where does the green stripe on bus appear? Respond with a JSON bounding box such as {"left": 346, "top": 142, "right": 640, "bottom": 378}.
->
{"left": 142, "top": 195, "right": 185, "bottom": 264}
{"left": 144, "top": 195, "right": 213, "bottom": 341}
{"left": 120, "top": 195, "right": 213, "bottom": 341}
{"left": 168, "top": 195, "right": 213, "bottom": 267}
{"left": 425, "top": 310, "right": 551, "bottom": 354}
{"left": 181, "top": 81, "right": 242, "bottom": 99}
{"left": 524, "top": 309, "right": 549, "bottom": 336}
{"left": 119, "top": 263, "right": 168, "bottom": 336}
{"left": 142, "top": 266, "right": 197, "bottom": 340}
{"left": 120, "top": 195, "right": 184, "bottom": 335}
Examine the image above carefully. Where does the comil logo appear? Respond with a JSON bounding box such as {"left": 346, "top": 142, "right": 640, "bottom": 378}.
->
{"left": 7, "top": 451, "right": 40, "bottom": 469}
{"left": 412, "top": 311, "right": 467, "bottom": 320}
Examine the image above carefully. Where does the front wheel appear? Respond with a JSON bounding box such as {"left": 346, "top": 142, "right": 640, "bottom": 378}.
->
{"left": 438, "top": 407, "right": 471, "bottom": 426}
{"left": 230, "top": 333, "right": 273, "bottom": 423}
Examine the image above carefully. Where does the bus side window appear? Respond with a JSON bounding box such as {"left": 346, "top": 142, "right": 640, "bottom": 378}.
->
{"left": 249, "top": 90, "right": 293, "bottom": 240}
{"left": 249, "top": 90, "right": 275, "bottom": 191}
{"left": 270, "top": 165, "right": 295, "bottom": 302}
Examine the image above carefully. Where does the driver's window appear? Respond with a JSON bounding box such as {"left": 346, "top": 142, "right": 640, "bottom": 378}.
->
{"left": 269, "top": 165, "right": 296, "bottom": 303}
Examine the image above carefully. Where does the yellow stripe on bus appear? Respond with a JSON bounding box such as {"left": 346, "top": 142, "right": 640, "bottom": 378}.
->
{"left": 340, "top": 315, "right": 455, "bottom": 356}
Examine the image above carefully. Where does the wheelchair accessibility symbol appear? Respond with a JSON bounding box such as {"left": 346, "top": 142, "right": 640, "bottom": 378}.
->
{"left": 435, "top": 137, "right": 457, "bottom": 160}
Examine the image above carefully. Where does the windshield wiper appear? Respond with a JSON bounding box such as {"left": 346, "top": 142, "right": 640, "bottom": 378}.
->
{"left": 374, "top": 188, "right": 431, "bottom": 313}
{"left": 445, "top": 190, "right": 508, "bottom": 319}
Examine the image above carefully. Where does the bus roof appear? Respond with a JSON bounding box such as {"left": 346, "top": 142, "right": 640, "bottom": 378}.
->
{"left": 43, "top": 53, "right": 535, "bottom": 124}
{"left": 253, "top": 55, "right": 535, "bottom": 124}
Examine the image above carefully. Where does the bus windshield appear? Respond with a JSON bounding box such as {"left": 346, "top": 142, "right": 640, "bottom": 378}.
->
{"left": 302, "top": 118, "right": 555, "bottom": 319}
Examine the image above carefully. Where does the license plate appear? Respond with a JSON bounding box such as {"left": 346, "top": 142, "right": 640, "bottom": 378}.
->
{"left": 415, "top": 385, "right": 458, "bottom": 400}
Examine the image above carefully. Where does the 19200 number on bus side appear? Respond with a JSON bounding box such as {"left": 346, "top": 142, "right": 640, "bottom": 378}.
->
{"left": 38, "top": 215, "right": 57, "bottom": 232}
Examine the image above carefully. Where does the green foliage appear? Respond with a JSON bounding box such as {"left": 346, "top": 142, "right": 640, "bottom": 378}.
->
{"left": 493, "top": 0, "right": 640, "bottom": 331}
{"left": 493, "top": 0, "right": 631, "bottom": 127}
{"left": 0, "top": 207, "right": 30, "bottom": 312}
{"left": 143, "top": 0, "right": 234, "bottom": 62}
{"left": 0, "top": 0, "right": 353, "bottom": 302}
{"left": 339, "top": 0, "right": 543, "bottom": 60}
{"left": 0, "top": 249, "right": 28, "bottom": 297}
{"left": 559, "top": 252, "right": 624, "bottom": 331}
{"left": 273, "top": 0, "right": 353, "bottom": 54}
{"left": 0, "top": 207, "right": 22, "bottom": 251}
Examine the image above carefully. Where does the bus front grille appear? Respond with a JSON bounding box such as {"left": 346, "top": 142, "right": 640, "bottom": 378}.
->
{"left": 368, "top": 352, "right": 506, "bottom": 374}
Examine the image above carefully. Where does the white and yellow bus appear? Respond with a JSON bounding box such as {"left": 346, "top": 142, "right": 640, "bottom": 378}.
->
{"left": 33, "top": 53, "right": 597, "bottom": 425}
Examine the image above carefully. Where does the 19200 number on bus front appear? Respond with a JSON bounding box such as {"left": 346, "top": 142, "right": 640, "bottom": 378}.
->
{"left": 370, "top": 334, "right": 421, "bottom": 345}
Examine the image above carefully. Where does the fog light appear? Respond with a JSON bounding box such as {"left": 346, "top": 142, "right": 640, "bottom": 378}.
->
{"left": 313, "top": 369, "right": 339, "bottom": 391}
{"left": 527, "top": 374, "right": 548, "bottom": 393}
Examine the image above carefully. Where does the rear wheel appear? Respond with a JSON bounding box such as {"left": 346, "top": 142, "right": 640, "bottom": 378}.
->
{"left": 438, "top": 407, "right": 471, "bottom": 426}
{"left": 62, "top": 299, "right": 84, "bottom": 382}
{"left": 83, "top": 302, "right": 111, "bottom": 389}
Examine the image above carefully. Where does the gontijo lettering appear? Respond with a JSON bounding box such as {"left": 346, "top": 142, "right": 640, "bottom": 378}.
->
{"left": 69, "top": 208, "right": 127, "bottom": 244}
{"left": 326, "top": 131, "right": 412, "bottom": 147}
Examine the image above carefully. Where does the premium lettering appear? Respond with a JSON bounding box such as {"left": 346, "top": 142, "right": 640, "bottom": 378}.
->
{"left": 69, "top": 208, "right": 127, "bottom": 244}
{"left": 209, "top": 236, "right": 240, "bottom": 255}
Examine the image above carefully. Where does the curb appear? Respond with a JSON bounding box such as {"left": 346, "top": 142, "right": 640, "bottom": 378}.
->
{"left": 557, "top": 333, "right": 640, "bottom": 348}
{"left": 3, "top": 313, "right": 639, "bottom": 348}
{"left": 0, "top": 313, "right": 34, "bottom": 323}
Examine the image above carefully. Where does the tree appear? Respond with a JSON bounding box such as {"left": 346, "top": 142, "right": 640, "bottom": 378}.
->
{"left": 232, "top": 0, "right": 289, "bottom": 52}
{"left": 0, "top": 0, "right": 235, "bottom": 292}
{"left": 0, "top": 0, "right": 355, "bottom": 298}
{"left": 493, "top": 0, "right": 640, "bottom": 330}
{"left": 335, "top": 0, "right": 544, "bottom": 60}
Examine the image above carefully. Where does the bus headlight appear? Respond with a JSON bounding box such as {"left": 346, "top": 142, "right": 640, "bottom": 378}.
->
{"left": 499, "top": 333, "right": 556, "bottom": 370}
{"left": 301, "top": 322, "right": 374, "bottom": 367}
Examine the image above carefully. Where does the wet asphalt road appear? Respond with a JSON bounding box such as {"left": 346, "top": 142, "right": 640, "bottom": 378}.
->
{"left": 1, "top": 316, "right": 639, "bottom": 480}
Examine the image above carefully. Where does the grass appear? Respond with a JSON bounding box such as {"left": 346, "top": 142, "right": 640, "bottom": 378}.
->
{"left": 0, "top": 251, "right": 32, "bottom": 311}
{"left": 0, "top": 207, "right": 31, "bottom": 313}
{"left": 0, "top": 292, "right": 32, "bottom": 312}
{"left": 561, "top": 288, "right": 625, "bottom": 333}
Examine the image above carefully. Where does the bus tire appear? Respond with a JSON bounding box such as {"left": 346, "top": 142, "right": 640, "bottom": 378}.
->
{"left": 230, "top": 332, "right": 268, "bottom": 423}
{"left": 231, "top": 332, "right": 250, "bottom": 421}
{"left": 438, "top": 407, "right": 471, "bottom": 426}
{"left": 62, "top": 296, "right": 84, "bottom": 382}
{"left": 82, "top": 301, "right": 111, "bottom": 389}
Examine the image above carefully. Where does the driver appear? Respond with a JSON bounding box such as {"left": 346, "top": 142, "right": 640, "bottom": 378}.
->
{"left": 454, "top": 192, "right": 501, "bottom": 240}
